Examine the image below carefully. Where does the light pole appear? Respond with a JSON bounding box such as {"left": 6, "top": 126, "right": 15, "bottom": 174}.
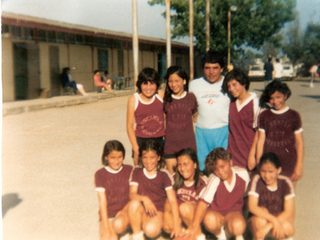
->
{"left": 227, "top": 5, "right": 237, "bottom": 68}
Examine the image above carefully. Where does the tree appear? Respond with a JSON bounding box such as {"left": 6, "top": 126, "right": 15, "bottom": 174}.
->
{"left": 149, "top": 0, "right": 296, "bottom": 57}
{"left": 282, "top": 18, "right": 304, "bottom": 65}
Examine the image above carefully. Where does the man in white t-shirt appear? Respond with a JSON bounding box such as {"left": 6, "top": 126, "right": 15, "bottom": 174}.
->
{"left": 273, "top": 58, "right": 283, "bottom": 81}
{"left": 189, "top": 50, "right": 230, "bottom": 171}
{"left": 309, "top": 63, "right": 319, "bottom": 88}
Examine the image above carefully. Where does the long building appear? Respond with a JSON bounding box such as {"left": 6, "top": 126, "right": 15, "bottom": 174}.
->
{"left": 1, "top": 12, "right": 190, "bottom": 102}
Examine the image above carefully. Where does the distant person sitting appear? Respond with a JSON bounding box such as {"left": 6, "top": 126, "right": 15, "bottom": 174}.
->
{"left": 273, "top": 58, "right": 283, "bottom": 81}
{"left": 60, "top": 67, "right": 87, "bottom": 96}
{"left": 93, "top": 70, "right": 113, "bottom": 93}
{"left": 264, "top": 57, "right": 274, "bottom": 87}
{"left": 102, "top": 70, "right": 113, "bottom": 90}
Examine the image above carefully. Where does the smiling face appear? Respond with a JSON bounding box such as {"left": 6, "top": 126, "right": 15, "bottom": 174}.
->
{"left": 142, "top": 150, "right": 160, "bottom": 174}
{"left": 177, "top": 155, "right": 196, "bottom": 183}
{"left": 269, "top": 91, "right": 287, "bottom": 111}
{"left": 213, "top": 159, "right": 233, "bottom": 183}
{"left": 168, "top": 73, "right": 186, "bottom": 96}
{"left": 140, "top": 81, "right": 157, "bottom": 100}
{"left": 259, "top": 161, "right": 281, "bottom": 188}
{"left": 227, "top": 79, "right": 247, "bottom": 99}
{"left": 106, "top": 150, "right": 124, "bottom": 171}
{"left": 203, "top": 63, "right": 224, "bottom": 83}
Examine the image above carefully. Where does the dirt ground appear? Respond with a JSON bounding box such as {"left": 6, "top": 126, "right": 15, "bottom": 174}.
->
{"left": 2, "top": 79, "right": 320, "bottom": 239}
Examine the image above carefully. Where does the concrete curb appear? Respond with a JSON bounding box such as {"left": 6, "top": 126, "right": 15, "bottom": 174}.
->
{"left": 2, "top": 89, "right": 135, "bottom": 117}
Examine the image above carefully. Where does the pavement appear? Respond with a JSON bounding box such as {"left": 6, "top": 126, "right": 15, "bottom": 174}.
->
{"left": 2, "top": 89, "right": 135, "bottom": 117}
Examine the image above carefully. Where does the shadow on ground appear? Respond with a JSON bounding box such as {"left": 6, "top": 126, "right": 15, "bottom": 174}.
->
{"left": 2, "top": 193, "right": 23, "bottom": 218}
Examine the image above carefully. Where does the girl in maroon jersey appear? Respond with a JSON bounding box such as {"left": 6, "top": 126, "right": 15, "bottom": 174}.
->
{"left": 222, "top": 68, "right": 260, "bottom": 171}
{"left": 128, "top": 139, "right": 182, "bottom": 240}
{"left": 257, "top": 81, "right": 304, "bottom": 185}
{"left": 163, "top": 66, "right": 198, "bottom": 175}
{"left": 126, "top": 68, "right": 165, "bottom": 166}
{"left": 94, "top": 140, "right": 133, "bottom": 240}
{"left": 248, "top": 152, "right": 295, "bottom": 240}
{"left": 163, "top": 148, "right": 207, "bottom": 240}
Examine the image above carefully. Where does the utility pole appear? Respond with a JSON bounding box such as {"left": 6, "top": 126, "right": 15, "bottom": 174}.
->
{"left": 132, "top": 0, "right": 139, "bottom": 85}
{"left": 189, "top": 0, "right": 194, "bottom": 80}
{"left": 166, "top": 0, "right": 171, "bottom": 68}
{"left": 206, "top": 0, "right": 210, "bottom": 52}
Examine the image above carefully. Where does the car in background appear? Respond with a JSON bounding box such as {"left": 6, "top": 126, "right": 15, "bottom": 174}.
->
{"left": 248, "top": 64, "right": 264, "bottom": 81}
{"left": 282, "top": 63, "right": 294, "bottom": 80}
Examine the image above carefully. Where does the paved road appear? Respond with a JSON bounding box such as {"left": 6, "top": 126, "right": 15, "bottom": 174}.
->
{"left": 2, "top": 80, "right": 319, "bottom": 239}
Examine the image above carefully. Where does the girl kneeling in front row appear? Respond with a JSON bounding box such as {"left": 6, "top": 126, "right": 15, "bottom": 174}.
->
{"left": 94, "top": 140, "right": 133, "bottom": 240}
{"left": 128, "top": 139, "right": 182, "bottom": 240}
{"left": 248, "top": 152, "right": 295, "bottom": 240}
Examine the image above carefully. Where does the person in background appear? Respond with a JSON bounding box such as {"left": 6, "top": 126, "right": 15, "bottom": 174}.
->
{"left": 273, "top": 58, "right": 283, "bottom": 81}
{"left": 93, "top": 70, "right": 113, "bottom": 92}
{"left": 60, "top": 67, "right": 87, "bottom": 95}
{"left": 309, "top": 62, "right": 319, "bottom": 88}
{"left": 264, "top": 58, "right": 273, "bottom": 87}
{"left": 102, "top": 70, "right": 113, "bottom": 90}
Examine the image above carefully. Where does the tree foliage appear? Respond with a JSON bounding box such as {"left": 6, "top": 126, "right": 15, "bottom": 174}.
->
{"left": 148, "top": 0, "right": 296, "bottom": 56}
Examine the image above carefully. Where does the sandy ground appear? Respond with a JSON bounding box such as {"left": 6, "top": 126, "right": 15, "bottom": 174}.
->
{"left": 2, "top": 79, "right": 320, "bottom": 239}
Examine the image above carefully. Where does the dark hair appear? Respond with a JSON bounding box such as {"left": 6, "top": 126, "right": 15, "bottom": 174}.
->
{"left": 173, "top": 148, "right": 201, "bottom": 190}
{"left": 163, "top": 66, "right": 189, "bottom": 108}
{"left": 138, "top": 139, "right": 165, "bottom": 170}
{"left": 258, "top": 152, "right": 281, "bottom": 170}
{"left": 201, "top": 50, "right": 225, "bottom": 69}
{"left": 222, "top": 68, "right": 250, "bottom": 95}
{"left": 94, "top": 70, "right": 100, "bottom": 74}
{"left": 259, "top": 80, "right": 292, "bottom": 108}
{"left": 275, "top": 58, "right": 280, "bottom": 63}
{"left": 136, "top": 68, "right": 161, "bottom": 93}
{"left": 101, "top": 140, "right": 126, "bottom": 166}
{"left": 205, "top": 148, "right": 232, "bottom": 175}
{"left": 62, "top": 67, "right": 70, "bottom": 74}
{"left": 268, "top": 58, "right": 272, "bottom": 63}
{"left": 104, "top": 70, "right": 109, "bottom": 75}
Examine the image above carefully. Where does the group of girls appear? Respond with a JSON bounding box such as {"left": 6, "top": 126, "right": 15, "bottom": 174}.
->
{"left": 95, "top": 66, "right": 303, "bottom": 240}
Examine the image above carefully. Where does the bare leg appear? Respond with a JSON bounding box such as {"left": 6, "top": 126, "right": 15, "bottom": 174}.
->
{"left": 163, "top": 200, "right": 174, "bottom": 234}
{"left": 76, "top": 84, "right": 87, "bottom": 95}
{"left": 224, "top": 211, "right": 246, "bottom": 239}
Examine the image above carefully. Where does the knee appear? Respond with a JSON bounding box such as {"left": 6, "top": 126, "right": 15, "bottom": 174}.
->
{"left": 113, "top": 215, "right": 129, "bottom": 234}
{"left": 144, "top": 222, "right": 162, "bottom": 238}
{"left": 227, "top": 217, "right": 246, "bottom": 236}
{"left": 283, "top": 221, "right": 294, "bottom": 237}
{"left": 203, "top": 212, "right": 220, "bottom": 232}
{"left": 179, "top": 203, "right": 193, "bottom": 221}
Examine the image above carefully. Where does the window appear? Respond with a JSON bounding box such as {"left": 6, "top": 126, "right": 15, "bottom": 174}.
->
{"left": 48, "top": 31, "right": 56, "bottom": 43}
{"left": 12, "top": 26, "right": 22, "bottom": 39}
{"left": 68, "top": 33, "right": 76, "bottom": 44}
{"left": 23, "top": 27, "right": 34, "bottom": 40}
{"left": 57, "top": 32, "right": 66, "bottom": 43}
{"left": 38, "top": 29, "right": 47, "bottom": 42}
{"left": 75, "top": 34, "right": 83, "bottom": 45}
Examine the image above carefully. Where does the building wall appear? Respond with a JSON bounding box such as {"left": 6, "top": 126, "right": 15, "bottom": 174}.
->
{"left": 69, "top": 45, "right": 94, "bottom": 91}
{"left": 39, "top": 43, "right": 50, "bottom": 89}
{"left": 2, "top": 38, "right": 15, "bottom": 102}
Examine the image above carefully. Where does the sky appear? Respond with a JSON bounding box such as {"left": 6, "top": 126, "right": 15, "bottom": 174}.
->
{"left": 1, "top": 0, "right": 320, "bottom": 45}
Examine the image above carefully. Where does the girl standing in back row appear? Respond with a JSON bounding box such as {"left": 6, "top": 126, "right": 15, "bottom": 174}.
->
{"left": 126, "top": 68, "right": 165, "bottom": 166}
{"left": 256, "top": 81, "right": 304, "bottom": 185}
{"left": 163, "top": 66, "right": 198, "bottom": 175}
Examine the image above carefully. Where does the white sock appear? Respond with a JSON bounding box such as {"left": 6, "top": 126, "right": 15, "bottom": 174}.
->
{"left": 132, "top": 231, "right": 144, "bottom": 240}
{"left": 197, "top": 233, "right": 206, "bottom": 240}
{"left": 216, "top": 226, "right": 227, "bottom": 240}
{"left": 120, "top": 232, "right": 131, "bottom": 240}
{"left": 235, "top": 235, "right": 244, "bottom": 240}
{"left": 282, "top": 238, "right": 293, "bottom": 240}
